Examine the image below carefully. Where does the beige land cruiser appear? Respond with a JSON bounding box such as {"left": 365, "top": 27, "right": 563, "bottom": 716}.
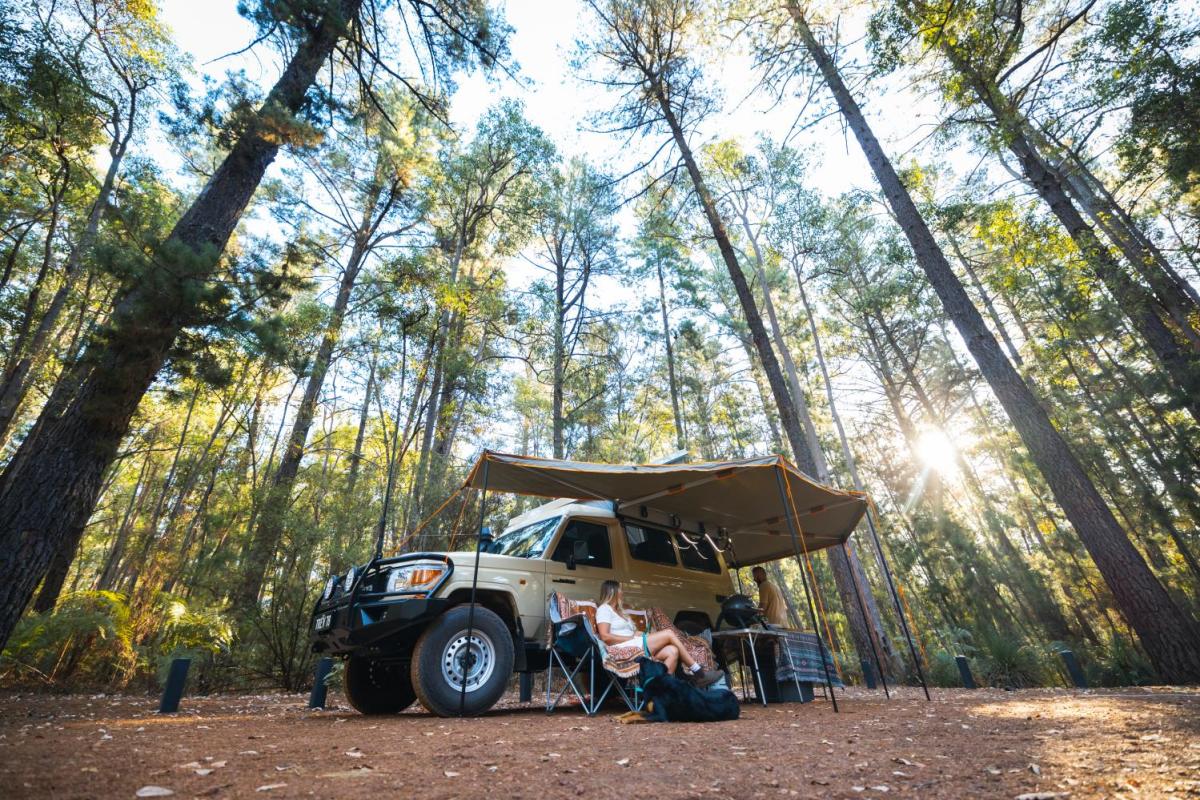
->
{"left": 310, "top": 498, "right": 733, "bottom": 717}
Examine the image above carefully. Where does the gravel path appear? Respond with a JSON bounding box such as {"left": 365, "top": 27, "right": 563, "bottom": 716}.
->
{"left": 1, "top": 686, "right": 1196, "bottom": 798}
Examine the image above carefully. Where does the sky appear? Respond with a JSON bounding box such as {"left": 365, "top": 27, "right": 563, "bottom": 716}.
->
{"left": 154, "top": 0, "right": 942, "bottom": 204}
{"left": 150, "top": 0, "right": 963, "bottom": 459}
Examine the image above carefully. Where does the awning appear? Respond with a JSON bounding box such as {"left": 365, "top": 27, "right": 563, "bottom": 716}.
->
{"left": 461, "top": 451, "right": 868, "bottom": 567}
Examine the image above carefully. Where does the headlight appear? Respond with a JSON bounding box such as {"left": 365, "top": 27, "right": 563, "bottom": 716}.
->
{"left": 386, "top": 562, "right": 447, "bottom": 594}
{"left": 343, "top": 566, "right": 357, "bottom": 591}
{"left": 321, "top": 576, "right": 337, "bottom": 600}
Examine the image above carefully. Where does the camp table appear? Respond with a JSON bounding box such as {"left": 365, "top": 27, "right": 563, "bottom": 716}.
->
{"left": 712, "top": 628, "right": 813, "bottom": 705}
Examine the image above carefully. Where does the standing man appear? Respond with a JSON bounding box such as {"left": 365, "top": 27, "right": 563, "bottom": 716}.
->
{"left": 752, "top": 566, "right": 788, "bottom": 628}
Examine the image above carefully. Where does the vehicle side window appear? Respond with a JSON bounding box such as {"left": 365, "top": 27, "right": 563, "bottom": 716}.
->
{"left": 550, "top": 521, "right": 613, "bottom": 569}
{"left": 623, "top": 523, "right": 678, "bottom": 566}
{"left": 674, "top": 532, "right": 722, "bottom": 574}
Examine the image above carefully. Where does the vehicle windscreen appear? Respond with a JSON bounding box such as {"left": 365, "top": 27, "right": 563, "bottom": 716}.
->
{"left": 484, "top": 516, "right": 561, "bottom": 558}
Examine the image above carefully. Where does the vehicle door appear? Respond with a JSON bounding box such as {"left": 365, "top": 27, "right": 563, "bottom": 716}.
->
{"left": 543, "top": 517, "right": 618, "bottom": 613}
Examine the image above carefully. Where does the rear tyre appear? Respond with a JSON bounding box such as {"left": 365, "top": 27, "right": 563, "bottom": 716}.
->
{"left": 411, "top": 604, "right": 514, "bottom": 717}
{"left": 343, "top": 655, "right": 416, "bottom": 714}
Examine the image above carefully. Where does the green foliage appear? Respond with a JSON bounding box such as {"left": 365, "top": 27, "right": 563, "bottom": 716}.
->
{"left": 1, "top": 591, "right": 134, "bottom": 688}
{"left": 148, "top": 594, "right": 234, "bottom": 683}
{"left": 0, "top": 591, "right": 236, "bottom": 691}
{"left": 974, "top": 632, "right": 1052, "bottom": 689}
{"left": 1086, "top": 635, "right": 1156, "bottom": 688}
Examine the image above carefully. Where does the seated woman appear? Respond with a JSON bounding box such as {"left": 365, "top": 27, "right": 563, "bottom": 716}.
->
{"left": 595, "top": 580, "right": 722, "bottom": 688}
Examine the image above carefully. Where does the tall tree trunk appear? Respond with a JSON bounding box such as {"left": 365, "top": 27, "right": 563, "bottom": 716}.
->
{"left": 553, "top": 242, "right": 566, "bottom": 459}
{"left": 345, "top": 349, "right": 377, "bottom": 497}
{"left": 31, "top": 538, "right": 77, "bottom": 614}
{"left": 648, "top": 87, "right": 809, "bottom": 474}
{"left": 943, "top": 230, "right": 1024, "bottom": 366}
{"left": 795, "top": 269, "right": 905, "bottom": 673}
{"left": 739, "top": 215, "right": 828, "bottom": 474}
{"left": 739, "top": 215, "right": 893, "bottom": 673}
{"left": 787, "top": 3, "right": 1200, "bottom": 682}
{"left": 234, "top": 221, "right": 374, "bottom": 615}
{"left": 647, "top": 76, "right": 887, "bottom": 671}
{"left": 0, "top": 0, "right": 364, "bottom": 649}
{"left": 97, "top": 450, "right": 157, "bottom": 592}
{"left": 656, "top": 258, "right": 686, "bottom": 451}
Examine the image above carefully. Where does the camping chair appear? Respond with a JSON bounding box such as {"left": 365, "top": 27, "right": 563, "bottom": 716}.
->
{"left": 545, "top": 593, "right": 645, "bottom": 715}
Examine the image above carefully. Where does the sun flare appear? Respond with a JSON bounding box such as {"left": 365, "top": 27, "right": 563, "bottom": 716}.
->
{"left": 917, "top": 428, "right": 958, "bottom": 474}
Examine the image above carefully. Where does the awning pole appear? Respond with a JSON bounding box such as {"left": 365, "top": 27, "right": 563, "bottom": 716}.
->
{"left": 774, "top": 463, "right": 838, "bottom": 713}
{"left": 863, "top": 504, "right": 930, "bottom": 701}
{"left": 840, "top": 540, "right": 890, "bottom": 699}
{"left": 459, "top": 454, "right": 490, "bottom": 716}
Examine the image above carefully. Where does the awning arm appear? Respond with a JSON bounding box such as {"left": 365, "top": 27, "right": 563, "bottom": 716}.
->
{"left": 748, "top": 495, "right": 865, "bottom": 530}
{"left": 615, "top": 468, "right": 737, "bottom": 511}
{"left": 509, "top": 463, "right": 609, "bottom": 501}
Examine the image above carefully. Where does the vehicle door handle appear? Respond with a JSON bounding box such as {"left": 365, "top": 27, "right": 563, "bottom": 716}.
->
{"left": 552, "top": 578, "right": 576, "bottom": 584}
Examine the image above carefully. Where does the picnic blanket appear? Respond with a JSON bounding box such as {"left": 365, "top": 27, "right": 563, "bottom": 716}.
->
{"left": 774, "top": 630, "right": 844, "bottom": 687}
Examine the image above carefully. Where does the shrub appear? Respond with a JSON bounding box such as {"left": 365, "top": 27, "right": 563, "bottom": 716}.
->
{"left": 1087, "top": 634, "right": 1155, "bottom": 687}
{"left": 975, "top": 631, "right": 1050, "bottom": 688}
{"left": 0, "top": 591, "right": 136, "bottom": 689}
{"left": 145, "top": 594, "right": 234, "bottom": 693}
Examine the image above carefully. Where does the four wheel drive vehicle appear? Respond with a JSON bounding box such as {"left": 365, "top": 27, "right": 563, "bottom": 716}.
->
{"left": 310, "top": 498, "right": 733, "bottom": 717}
{"left": 310, "top": 450, "right": 869, "bottom": 718}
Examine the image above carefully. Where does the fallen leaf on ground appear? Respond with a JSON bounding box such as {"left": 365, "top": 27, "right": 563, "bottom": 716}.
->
{"left": 616, "top": 758, "right": 630, "bottom": 767}
{"left": 194, "top": 768, "right": 213, "bottom": 776}
{"left": 255, "top": 784, "right": 286, "bottom": 792}
{"left": 320, "top": 769, "right": 375, "bottom": 779}
{"left": 135, "top": 788, "right": 175, "bottom": 798}
{"left": 444, "top": 771, "right": 460, "bottom": 778}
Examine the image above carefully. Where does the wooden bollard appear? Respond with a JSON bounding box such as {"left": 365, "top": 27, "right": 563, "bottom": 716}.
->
{"left": 309, "top": 657, "right": 334, "bottom": 708}
{"left": 861, "top": 659, "right": 877, "bottom": 690}
{"left": 1059, "top": 650, "right": 1088, "bottom": 689}
{"left": 158, "top": 657, "right": 191, "bottom": 713}
{"left": 955, "top": 654, "right": 976, "bottom": 689}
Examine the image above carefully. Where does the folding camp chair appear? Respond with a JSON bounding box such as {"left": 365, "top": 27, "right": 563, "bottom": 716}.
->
{"left": 545, "top": 593, "right": 644, "bottom": 715}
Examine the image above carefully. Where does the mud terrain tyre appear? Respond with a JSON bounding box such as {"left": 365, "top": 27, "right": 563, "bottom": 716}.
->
{"left": 411, "top": 604, "right": 513, "bottom": 717}
{"left": 344, "top": 655, "right": 416, "bottom": 714}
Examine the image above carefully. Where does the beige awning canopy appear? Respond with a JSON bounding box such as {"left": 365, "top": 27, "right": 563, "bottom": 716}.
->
{"left": 462, "top": 451, "right": 868, "bottom": 568}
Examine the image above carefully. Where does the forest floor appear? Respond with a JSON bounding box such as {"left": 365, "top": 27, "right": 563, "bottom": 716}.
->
{"left": 0, "top": 686, "right": 1196, "bottom": 799}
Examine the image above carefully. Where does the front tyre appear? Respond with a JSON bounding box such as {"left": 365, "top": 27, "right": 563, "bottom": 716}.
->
{"left": 411, "top": 604, "right": 514, "bottom": 717}
{"left": 343, "top": 656, "right": 416, "bottom": 714}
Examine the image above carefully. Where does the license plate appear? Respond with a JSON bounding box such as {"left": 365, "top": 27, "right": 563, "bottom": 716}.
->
{"left": 314, "top": 613, "right": 332, "bottom": 631}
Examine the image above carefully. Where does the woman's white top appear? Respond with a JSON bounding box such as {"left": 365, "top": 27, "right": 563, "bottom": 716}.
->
{"left": 597, "top": 602, "right": 639, "bottom": 643}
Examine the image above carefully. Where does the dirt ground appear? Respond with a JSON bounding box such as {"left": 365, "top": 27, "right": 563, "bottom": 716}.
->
{"left": 1, "top": 686, "right": 1196, "bottom": 799}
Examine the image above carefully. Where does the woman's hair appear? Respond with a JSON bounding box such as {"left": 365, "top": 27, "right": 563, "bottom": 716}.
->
{"left": 599, "top": 580, "right": 625, "bottom": 616}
